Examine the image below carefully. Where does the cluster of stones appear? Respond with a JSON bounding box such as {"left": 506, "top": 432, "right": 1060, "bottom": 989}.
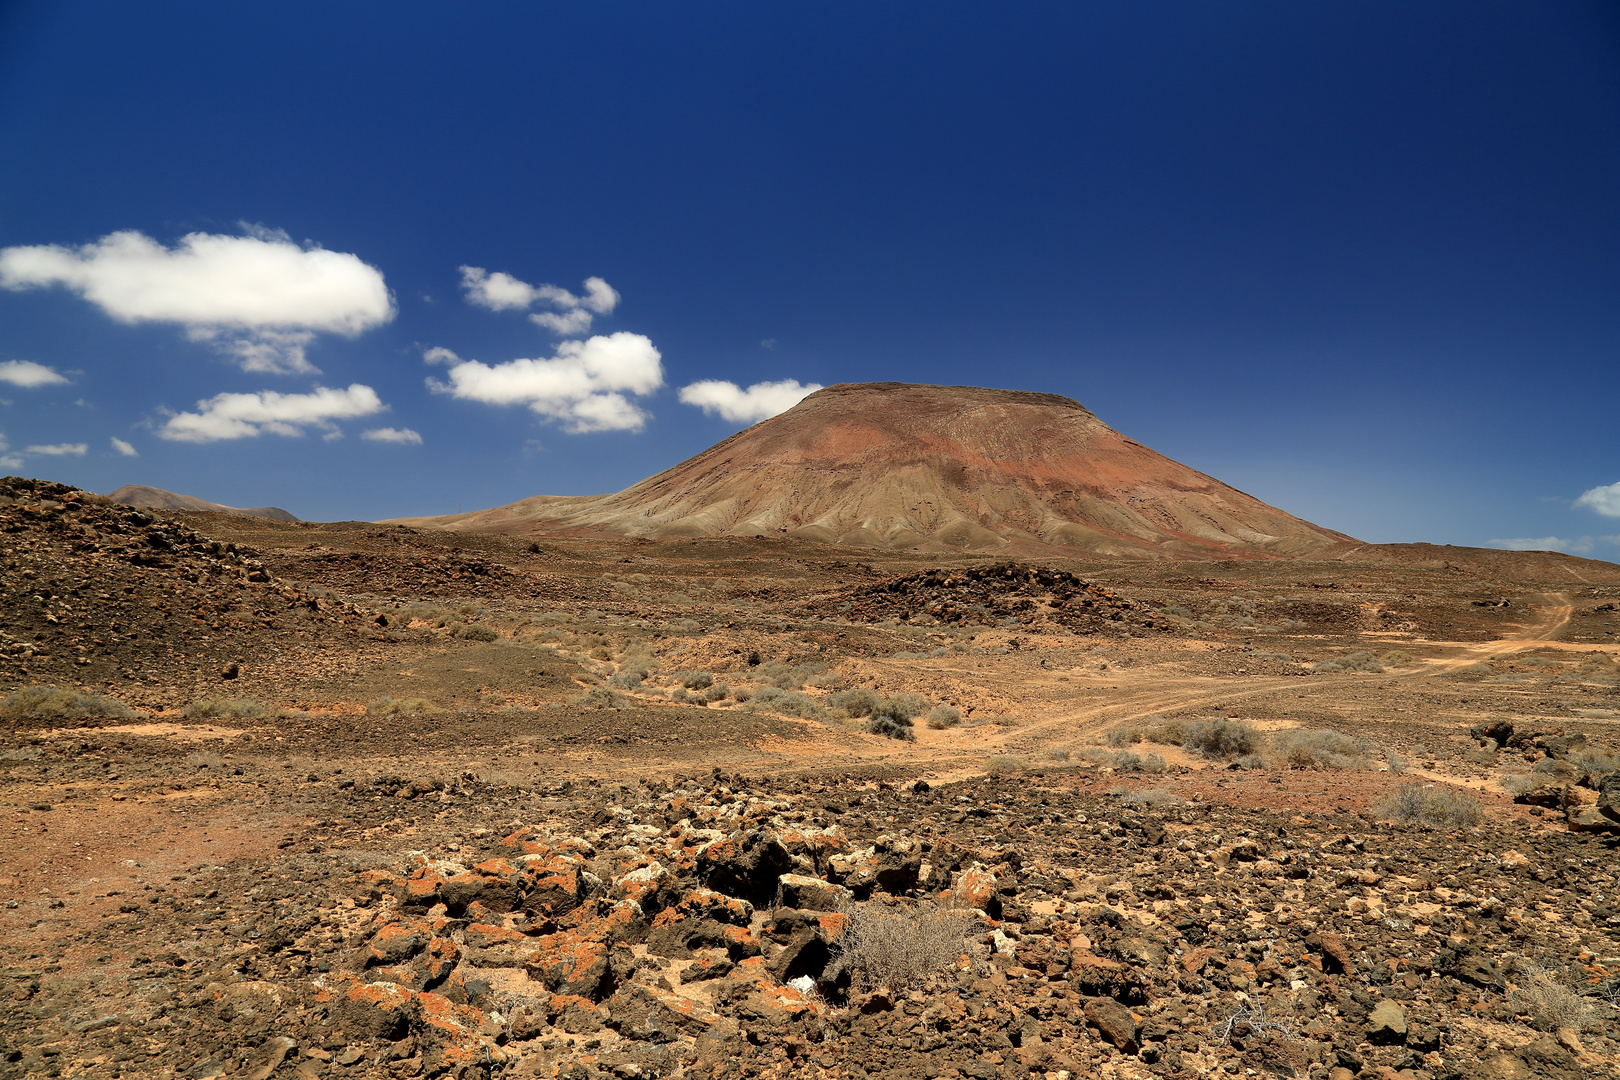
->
{"left": 1475, "top": 720, "right": 1620, "bottom": 832}
{"left": 302, "top": 775, "right": 1618, "bottom": 1080}
{"left": 814, "top": 562, "right": 1160, "bottom": 634}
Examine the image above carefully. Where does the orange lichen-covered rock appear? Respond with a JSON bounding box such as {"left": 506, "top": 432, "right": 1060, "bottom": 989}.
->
{"left": 365, "top": 918, "right": 432, "bottom": 967}
{"left": 518, "top": 852, "right": 587, "bottom": 917}
{"left": 338, "top": 979, "right": 421, "bottom": 1040}
{"left": 524, "top": 931, "right": 627, "bottom": 1001}
{"left": 946, "top": 864, "right": 1002, "bottom": 917}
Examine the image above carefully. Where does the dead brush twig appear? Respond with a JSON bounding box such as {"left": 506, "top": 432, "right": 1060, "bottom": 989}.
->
{"left": 1214, "top": 1000, "right": 1298, "bottom": 1044}
{"left": 833, "top": 900, "right": 973, "bottom": 994}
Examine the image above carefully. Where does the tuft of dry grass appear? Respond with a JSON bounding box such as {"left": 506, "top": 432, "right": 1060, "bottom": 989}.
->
{"left": 0, "top": 685, "right": 132, "bottom": 723}
{"left": 366, "top": 696, "right": 441, "bottom": 717}
{"left": 983, "top": 755, "right": 1027, "bottom": 776}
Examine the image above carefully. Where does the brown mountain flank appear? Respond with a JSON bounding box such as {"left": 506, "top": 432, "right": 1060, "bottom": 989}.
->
{"left": 389, "top": 381, "right": 1353, "bottom": 557}
{"left": 108, "top": 483, "right": 299, "bottom": 522}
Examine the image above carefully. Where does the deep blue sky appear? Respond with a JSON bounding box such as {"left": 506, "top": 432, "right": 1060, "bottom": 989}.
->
{"left": 1, "top": 2, "right": 1617, "bottom": 552}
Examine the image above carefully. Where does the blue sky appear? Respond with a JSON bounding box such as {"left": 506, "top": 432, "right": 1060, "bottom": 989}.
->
{"left": 1, "top": 2, "right": 1617, "bottom": 553}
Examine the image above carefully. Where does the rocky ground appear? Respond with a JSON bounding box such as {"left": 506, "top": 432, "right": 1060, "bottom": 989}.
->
{"left": 3, "top": 480, "right": 1620, "bottom": 1080}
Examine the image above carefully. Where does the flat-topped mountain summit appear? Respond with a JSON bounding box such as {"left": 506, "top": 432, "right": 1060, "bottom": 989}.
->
{"left": 109, "top": 484, "right": 299, "bottom": 522}
{"left": 391, "top": 382, "right": 1353, "bottom": 556}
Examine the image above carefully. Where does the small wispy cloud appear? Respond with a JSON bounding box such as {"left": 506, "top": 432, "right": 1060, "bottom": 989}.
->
{"left": 26, "top": 442, "right": 87, "bottom": 456}
{"left": 362, "top": 426, "right": 423, "bottom": 445}
{"left": 110, "top": 436, "right": 138, "bottom": 457}
{"left": 678, "top": 378, "right": 822, "bottom": 424}
{"left": 458, "top": 267, "right": 619, "bottom": 336}
{"left": 1488, "top": 536, "right": 1594, "bottom": 555}
{"left": 0, "top": 360, "right": 70, "bottom": 388}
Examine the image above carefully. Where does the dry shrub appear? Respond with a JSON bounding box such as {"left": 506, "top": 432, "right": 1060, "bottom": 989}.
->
{"left": 0, "top": 685, "right": 133, "bottom": 723}
{"left": 1107, "top": 718, "right": 1189, "bottom": 748}
{"left": 1379, "top": 649, "right": 1416, "bottom": 664}
{"left": 1088, "top": 748, "right": 1167, "bottom": 773}
{"left": 1268, "top": 729, "right": 1372, "bottom": 770}
{"left": 184, "top": 698, "right": 302, "bottom": 721}
{"left": 984, "top": 755, "right": 1027, "bottom": 776}
{"left": 573, "top": 687, "right": 625, "bottom": 709}
{"left": 1372, "top": 783, "right": 1484, "bottom": 829}
{"left": 1183, "top": 717, "right": 1260, "bottom": 759}
{"left": 755, "top": 660, "right": 828, "bottom": 689}
{"left": 742, "top": 687, "right": 826, "bottom": 720}
{"left": 1508, "top": 971, "right": 1596, "bottom": 1032}
{"left": 925, "top": 705, "right": 962, "bottom": 729}
{"left": 835, "top": 902, "right": 971, "bottom": 993}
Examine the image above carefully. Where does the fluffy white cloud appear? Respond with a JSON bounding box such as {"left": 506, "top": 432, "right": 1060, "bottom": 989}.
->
{"left": 158, "top": 384, "right": 385, "bottom": 443}
{"left": 362, "top": 426, "right": 423, "bottom": 445}
{"left": 458, "top": 267, "right": 619, "bottom": 335}
{"left": 678, "top": 378, "right": 822, "bottom": 424}
{"left": 0, "top": 227, "right": 394, "bottom": 375}
{"left": 422, "top": 346, "right": 461, "bottom": 366}
{"left": 0, "top": 360, "right": 70, "bottom": 387}
{"left": 1575, "top": 481, "right": 1620, "bottom": 518}
{"left": 429, "top": 332, "right": 662, "bottom": 433}
{"left": 26, "top": 442, "right": 87, "bottom": 456}
{"left": 110, "top": 437, "right": 138, "bottom": 457}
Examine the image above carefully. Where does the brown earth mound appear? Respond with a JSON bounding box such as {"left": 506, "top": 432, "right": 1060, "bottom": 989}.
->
{"left": 0, "top": 478, "right": 369, "bottom": 701}
{"left": 388, "top": 382, "right": 1353, "bottom": 558}
{"left": 109, "top": 483, "right": 299, "bottom": 522}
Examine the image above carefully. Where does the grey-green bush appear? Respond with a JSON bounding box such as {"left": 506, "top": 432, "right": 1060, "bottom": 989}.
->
{"left": 1372, "top": 783, "right": 1484, "bottom": 829}
{"left": 1269, "top": 729, "right": 1372, "bottom": 770}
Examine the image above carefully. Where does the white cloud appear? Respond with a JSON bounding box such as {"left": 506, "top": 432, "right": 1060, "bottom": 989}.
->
{"left": 0, "top": 360, "right": 70, "bottom": 388}
{"left": 0, "top": 227, "right": 394, "bottom": 375}
{"left": 158, "top": 384, "right": 385, "bottom": 443}
{"left": 1575, "top": 481, "right": 1620, "bottom": 518}
{"left": 458, "top": 266, "right": 619, "bottom": 335}
{"left": 1489, "top": 536, "right": 1594, "bottom": 554}
{"left": 423, "top": 346, "right": 461, "bottom": 366}
{"left": 678, "top": 378, "right": 822, "bottom": 424}
{"left": 362, "top": 426, "right": 422, "bottom": 445}
{"left": 110, "top": 437, "right": 138, "bottom": 457}
{"left": 26, "top": 442, "right": 87, "bottom": 456}
{"left": 428, "top": 331, "right": 662, "bottom": 433}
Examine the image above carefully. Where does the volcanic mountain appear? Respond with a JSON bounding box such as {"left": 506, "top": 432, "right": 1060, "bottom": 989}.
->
{"left": 392, "top": 382, "right": 1353, "bottom": 557}
{"left": 108, "top": 484, "right": 299, "bottom": 522}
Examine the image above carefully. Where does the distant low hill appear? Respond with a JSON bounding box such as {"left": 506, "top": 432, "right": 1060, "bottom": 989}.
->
{"left": 108, "top": 484, "right": 299, "bottom": 522}
{"left": 387, "top": 381, "right": 1354, "bottom": 558}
